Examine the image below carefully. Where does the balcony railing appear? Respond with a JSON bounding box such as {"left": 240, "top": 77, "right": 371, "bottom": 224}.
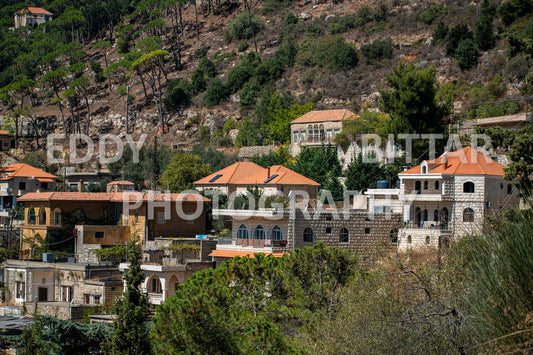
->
{"left": 236, "top": 238, "right": 288, "bottom": 248}
{"left": 403, "top": 221, "right": 449, "bottom": 230}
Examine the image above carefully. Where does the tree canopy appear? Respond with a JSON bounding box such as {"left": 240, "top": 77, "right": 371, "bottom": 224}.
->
{"left": 159, "top": 151, "right": 212, "bottom": 192}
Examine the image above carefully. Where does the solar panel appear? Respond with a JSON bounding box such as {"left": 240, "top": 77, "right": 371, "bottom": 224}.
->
{"left": 209, "top": 174, "right": 222, "bottom": 182}
{"left": 264, "top": 174, "right": 278, "bottom": 183}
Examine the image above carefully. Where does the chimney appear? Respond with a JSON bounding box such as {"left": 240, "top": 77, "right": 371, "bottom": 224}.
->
{"left": 78, "top": 179, "right": 84, "bottom": 192}
{"left": 443, "top": 155, "right": 448, "bottom": 169}
{"left": 267, "top": 167, "right": 271, "bottom": 179}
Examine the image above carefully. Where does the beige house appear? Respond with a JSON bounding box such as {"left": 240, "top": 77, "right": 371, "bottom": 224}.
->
{"left": 289, "top": 109, "right": 356, "bottom": 156}
{"left": 14, "top": 7, "right": 53, "bottom": 29}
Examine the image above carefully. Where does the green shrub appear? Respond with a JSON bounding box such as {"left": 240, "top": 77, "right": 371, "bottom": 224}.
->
{"left": 361, "top": 38, "right": 394, "bottom": 62}
{"left": 474, "top": 0, "right": 497, "bottom": 51}
{"left": 255, "top": 58, "right": 284, "bottom": 84}
{"left": 229, "top": 11, "right": 264, "bottom": 41}
{"left": 238, "top": 42, "right": 250, "bottom": 52}
{"left": 313, "top": 36, "right": 358, "bottom": 71}
{"left": 418, "top": 4, "right": 447, "bottom": 25}
{"left": 164, "top": 79, "right": 191, "bottom": 111}
{"left": 285, "top": 13, "right": 298, "bottom": 25}
{"left": 432, "top": 21, "right": 449, "bottom": 44}
{"left": 205, "top": 78, "right": 229, "bottom": 107}
{"left": 240, "top": 78, "right": 261, "bottom": 108}
{"left": 191, "top": 70, "right": 207, "bottom": 94}
{"left": 197, "top": 58, "right": 218, "bottom": 78}
{"left": 455, "top": 38, "right": 479, "bottom": 70}
{"left": 306, "top": 24, "right": 323, "bottom": 37}
{"left": 227, "top": 65, "right": 254, "bottom": 93}
{"left": 499, "top": 0, "right": 533, "bottom": 26}
{"left": 445, "top": 24, "right": 473, "bottom": 55}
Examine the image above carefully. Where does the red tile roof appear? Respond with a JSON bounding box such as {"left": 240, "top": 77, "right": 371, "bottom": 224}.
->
{"left": 0, "top": 163, "right": 57, "bottom": 180}
{"left": 400, "top": 147, "right": 506, "bottom": 176}
{"left": 208, "top": 250, "right": 287, "bottom": 258}
{"left": 194, "top": 162, "right": 266, "bottom": 185}
{"left": 0, "top": 130, "right": 10, "bottom": 135}
{"left": 16, "top": 7, "right": 52, "bottom": 15}
{"left": 107, "top": 180, "right": 134, "bottom": 186}
{"left": 290, "top": 109, "right": 357, "bottom": 124}
{"left": 18, "top": 191, "right": 209, "bottom": 203}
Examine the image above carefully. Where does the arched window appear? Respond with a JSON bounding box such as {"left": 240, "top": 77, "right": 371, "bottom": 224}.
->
{"left": 415, "top": 181, "right": 421, "bottom": 193}
{"left": 507, "top": 183, "right": 513, "bottom": 195}
{"left": 463, "top": 208, "right": 474, "bottom": 222}
{"left": 407, "top": 235, "right": 412, "bottom": 244}
{"left": 423, "top": 209, "right": 428, "bottom": 221}
{"left": 442, "top": 207, "right": 449, "bottom": 225}
{"left": 434, "top": 209, "right": 439, "bottom": 222}
{"left": 339, "top": 228, "right": 349, "bottom": 243}
{"left": 435, "top": 181, "right": 440, "bottom": 190}
{"left": 149, "top": 275, "right": 162, "bottom": 294}
{"left": 303, "top": 227, "right": 313, "bottom": 243}
{"left": 500, "top": 183, "right": 504, "bottom": 190}
{"left": 426, "top": 236, "right": 431, "bottom": 244}
{"left": 313, "top": 124, "right": 319, "bottom": 142}
{"left": 319, "top": 124, "right": 325, "bottom": 141}
{"left": 254, "top": 225, "right": 265, "bottom": 239}
{"left": 29, "top": 207, "right": 36, "bottom": 224}
{"left": 237, "top": 224, "right": 249, "bottom": 239}
{"left": 415, "top": 207, "right": 421, "bottom": 227}
{"left": 307, "top": 125, "right": 313, "bottom": 141}
{"left": 272, "top": 225, "right": 283, "bottom": 241}
{"left": 422, "top": 165, "right": 427, "bottom": 174}
{"left": 53, "top": 209, "right": 61, "bottom": 226}
{"left": 390, "top": 229, "right": 398, "bottom": 243}
{"left": 39, "top": 208, "right": 47, "bottom": 225}
{"left": 424, "top": 181, "right": 428, "bottom": 190}
{"left": 463, "top": 181, "right": 475, "bottom": 193}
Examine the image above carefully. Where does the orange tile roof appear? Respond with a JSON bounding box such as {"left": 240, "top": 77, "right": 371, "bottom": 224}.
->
{"left": 0, "top": 130, "right": 10, "bottom": 135}
{"left": 239, "top": 165, "right": 320, "bottom": 186}
{"left": 194, "top": 162, "right": 265, "bottom": 185}
{"left": 208, "top": 250, "right": 287, "bottom": 258}
{"left": 18, "top": 191, "right": 210, "bottom": 203}
{"left": 107, "top": 180, "right": 134, "bottom": 186}
{"left": 16, "top": 7, "right": 52, "bottom": 15}
{"left": 290, "top": 109, "right": 357, "bottom": 124}
{"left": 0, "top": 163, "right": 57, "bottom": 180}
{"left": 400, "top": 147, "right": 506, "bottom": 176}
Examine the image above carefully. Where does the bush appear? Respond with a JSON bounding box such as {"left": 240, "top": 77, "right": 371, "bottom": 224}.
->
{"left": 499, "top": 0, "right": 533, "bottom": 26}
{"left": 474, "top": 0, "right": 497, "bottom": 51}
{"left": 306, "top": 24, "right": 323, "bottom": 37}
{"left": 418, "top": 4, "right": 447, "bottom": 25}
{"left": 285, "top": 13, "right": 298, "bottom": 25}
{"left": 197, "top": 58, "right": 218, "bottom": 78}
{"left": 238, "top": 42, "right": 250, "bottom": 52}
{"left": 194, "top": 47, "right": 208, "bottom": 58}
{"left": 229, "top": 11, "right": 264, "bottom": 41}
{"left": 445, "top": 24, "right": 473, "bottom": 56}
{"left": 313, "top": 36, "right": 358, "bottom": 71}
{"left": 361, "top": 38, "right": 394, "bottom": 62}
{"left": 164, "top": 79, "right": 191, "bottom": 111}
{"left": 191, "top": 70, "right": 207, "bottom": 94}
{"left": 455, "top": 38, "right": 479, "bottom": 70}
{"left": 240, "top": 78, "right": 260, "bottom": 108}
{"left": 255, "top": 58, "right": 284, "bottom": 84}
{"left": 432, "top": 21, "right": 449, "bottom": 44}
{"left": 205, "top": 78, "right": 229, "bottom": 107}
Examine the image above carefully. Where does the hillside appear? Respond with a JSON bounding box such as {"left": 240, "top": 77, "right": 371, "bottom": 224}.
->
{"left": 0, "top": 0, "right": 531, "bottom": 164}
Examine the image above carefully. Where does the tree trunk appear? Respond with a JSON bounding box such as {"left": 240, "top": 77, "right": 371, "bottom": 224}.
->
{"left": 194, "top": 1, "right": 200, "bottom": 40}
{"left": 244, "top": 0, "right": 258, "bottom": 53}
{"left": 125, "top": 85, "right": 129, "bottom": 134}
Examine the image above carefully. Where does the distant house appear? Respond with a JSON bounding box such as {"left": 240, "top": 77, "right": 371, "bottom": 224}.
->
{"left": 194, "top": 162, "right": 320, "bottom": 199}
{"left": 14, "top": 7, "right": 53, "bottom": 29}
{"left": 0, "top": 163, "right": 57, "bottom": 226}
{"left": 458, "top": 111, "right": 532, "bottom": 136}
{"left": 289, "top": 109, "right": 356, "bottom": 156}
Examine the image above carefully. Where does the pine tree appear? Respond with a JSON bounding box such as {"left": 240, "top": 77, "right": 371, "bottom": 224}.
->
{"left": 106, "top": 239, "right": 152, "bottom": 354}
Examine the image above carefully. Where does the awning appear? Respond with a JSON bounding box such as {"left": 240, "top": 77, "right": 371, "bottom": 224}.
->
{"left": 37, "top": 178, "right": 54, "bottom": 182}
{"left": 209, "top": 250, "right": 287, "bottom": 259}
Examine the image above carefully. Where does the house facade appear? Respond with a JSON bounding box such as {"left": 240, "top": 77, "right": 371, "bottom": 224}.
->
{"left": 0, "top": 163, "right": 57, "bottom": 227}
{"left": 14, "top": 7, "right": 53, "bottom": 29}
{"left": 289, "top": 109, "right": 356, "bottom": 156}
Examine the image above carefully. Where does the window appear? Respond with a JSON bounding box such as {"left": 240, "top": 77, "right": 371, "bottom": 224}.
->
{"left": 271, "top": 225, "right": 283, "bottom": 241}
{"left": 135, "top": 210, "right": 139, "bottom": 223}
{"left": 16, "top": 281, "right": 25, "bottom": 299}
{"left": 40, "top": 182, "right": 48, "bottom": 190}
{"left": 93, "top": 295, "right": 101, "bottom": 304}
{"left": 300, "top": 131, "right": 306, "bottom": 141}
{"left": 365, "top": 228, "right": 371, "bottom": 234}
{"left": 237, "top": 224, "right": 249, "bottom": 239}
{"left": 463, "top": 181, "right": 475, "bottom": 193}
{"left": 423, "top": 209, "right": 428, "bottom": 221}
{"left": 326, "top": 129, "right": 332, "bottom": 140}
{"left": 415, "top": 181, "right": 421, "bottom": 193}
{"left": 426, "top": 236, "right": 431, "bottom": 244}
{"left": 339, "top": 228, "right": 349, "bottom": 243}
{"left": 325, "top": 214, "right": 333, "bottom": 221}
{"left": 254, "top": 225, "right": 265, "bottom": 239}
{"left": 334, "top": 129, "right": 340, "bottom": 136}
{"left": 149, "top": 276, "right": 162, "bottom": 294}
{"left": 29, "top": 208, "right": 36, "bottom": 224}
{"left": 61, "top": 286, "right": 73, "bottom": 302}
{"left": 463, "top": 208, "right": 474, "bottom": 222}
{"left": 18, "top": 181, "right": 26, "bottom": 190}
{"left": 500, "top": 183, "right": 504, "bottom": 190}
{"left": 319, "top": 124, "right": 325, "bottom": 141}
{"left": 156, "top": 211, "right": 166, "bottom": 224}
{"left": 507, "top": 184, "right": 513, "bottom": 195}
{"left": 434, "top": 181, "right": 439, "bottom": 190}
{"left": 39, "top": 208, "right": 47, "bottom": 225}
{"left": 303, "top": 227, "right": 313, "bottom": 242}
{"left": 390, "top": 229, "right": 398, "bottom": 243}
{"left": 422, "top": 166, "right": 427, "bottom": 174}
{"left": 407, "top": 235, "right": 412, "bottom": 244}
{"left": 84, "top": 294, "right": 90, "bottom": 304}
{"left": 54, "top": 210, "right": 61, "bottom": 226}
{"left": 307, "top": 125, "right": 313, "bottom": 140}
{"left": 95, "top": 231, "right": 104, "bottom": 239}
{"left": 293, "top": 131, "right": 299, "bottom": 142}
{"left": 423, "top": 181, "right": 428, "bottom": 190}
{"left": 434, "top": 209, "right": 439, "bottom": 222}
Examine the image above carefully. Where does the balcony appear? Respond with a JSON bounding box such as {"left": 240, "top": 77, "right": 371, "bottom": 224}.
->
{"left": 400, "top": 192, "right": 446, "bottom": 202}
{"left": 402, "top": 221, "right": 450, "bottom": 231}
{"left": 237, "top": 238, "right": 288, "bottom": 248}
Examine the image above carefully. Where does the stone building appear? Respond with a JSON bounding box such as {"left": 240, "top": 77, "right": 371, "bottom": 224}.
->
{"left": 396, "top": 146, "right": 520, "bottom": 251}
{"left": 14, "top": 7, "right": 53, "bottom": 29}
{"left": 0, "top": 163, "right": 57, "bottom": 227}
{"left": 17, "top": 188, "right": 209, "bottom": 258}
{"left": 120, "top": 238, "right": 216, "bottom": 305}
{"left": 289, "top": 109, "right": 356, "bottom": 156}
{"left": 0, "top": 130, "right": 13, "bottom": 152}
{"left": 2, "top": 259, "right": 122, "bottom": 321}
